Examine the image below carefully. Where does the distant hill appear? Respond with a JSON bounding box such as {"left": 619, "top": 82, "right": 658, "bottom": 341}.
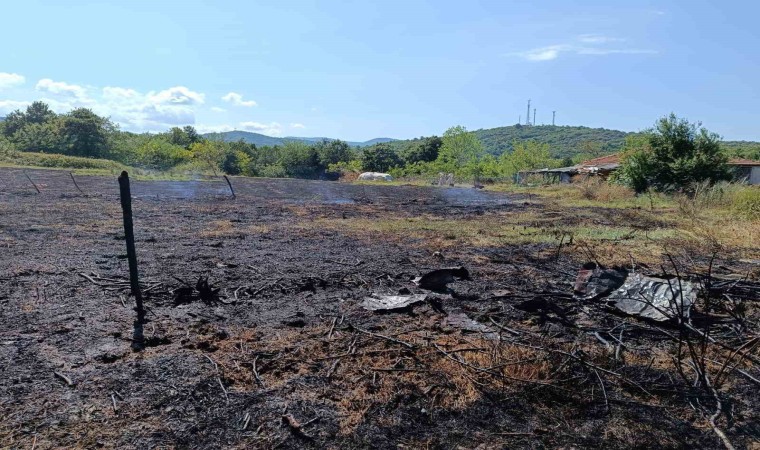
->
{"left": 205, "top": 126, "right": 760, "bottom": 161}
{"left": 473, "top": 125, "right": 630, "bottom": 158}
{"left": 204, "top": 130, "right": 397, "bottom": 148}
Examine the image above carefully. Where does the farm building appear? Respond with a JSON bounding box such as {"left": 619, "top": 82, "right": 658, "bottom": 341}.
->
{"left": 518, "top": 154, "right": 760, "bottom": 185}
{"left": 516, "top": 154, "right": 621, "bottom": 184}
{"left": 729, "top": 158, "right": 760, "bottom": 185}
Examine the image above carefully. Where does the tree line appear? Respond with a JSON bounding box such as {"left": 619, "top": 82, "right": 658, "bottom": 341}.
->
{"left": 0, "top": 102, "right": 753, "bottom": 191}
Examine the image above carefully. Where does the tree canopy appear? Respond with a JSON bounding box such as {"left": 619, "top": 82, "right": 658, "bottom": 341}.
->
{"left": 617, "top": 114, "right": 731, "bottom": 192}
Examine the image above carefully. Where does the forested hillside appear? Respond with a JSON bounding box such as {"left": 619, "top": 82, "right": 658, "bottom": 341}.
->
{"left": 474, "top": 125, "right": 630, "bottom": 158}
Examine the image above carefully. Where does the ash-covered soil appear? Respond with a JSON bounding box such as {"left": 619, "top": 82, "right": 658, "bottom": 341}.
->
{"left": 1, "top": 168, "right": 758, "bottom": 449}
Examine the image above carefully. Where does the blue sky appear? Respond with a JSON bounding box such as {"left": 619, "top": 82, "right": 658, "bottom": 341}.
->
{"left": 1, "top": 0, "right": 758, "bottom": 141}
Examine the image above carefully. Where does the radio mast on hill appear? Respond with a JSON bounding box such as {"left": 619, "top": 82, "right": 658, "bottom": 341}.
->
{"left": 552, "top": 111, "right": 556, "bottom": 126}
{"left": 526, "top": 100, "right": 531, "bottom": 126}
{"left": 533, "top": 109, "right": 536, "bottom": 126}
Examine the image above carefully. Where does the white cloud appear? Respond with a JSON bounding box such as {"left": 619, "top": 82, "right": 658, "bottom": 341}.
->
{"left": 103, "top": 86, "right": 141, "bottom": 101}
{"left": 577, "top": 34, "right": 624, "bottom": 44}
{"left": 0, "top": 72, "right": 25, "bottom": 90}
{"left": 196, "top": 124, "right": 235, "bottom": 133}
{"left": 210, "top": 106, "right": 226, "bottom": 113}
{"left": 35, "top": 78, "right": 91, "bottom": 102}
{"left": 240, "top": 121, "right": 282, "bottom": 136}
{"left": 290, "top": 123, "right": 306, "bottom": 129}
{"left": 148, "top": 86, "right": 205, "bottom": 105}
{"left": 0, "top": 100, "right": 31, "bottom": 113}
{"left": 520, "top": 45, "right": 566, "bottom": 61}
{"left": 222, "top": 92, "right": 257, "bottom": 107}
{"left": 511, "top": 35, "right": 656, "bottom": 62}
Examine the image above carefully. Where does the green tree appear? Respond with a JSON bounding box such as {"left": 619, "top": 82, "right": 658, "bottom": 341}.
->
{"left": 402, "top": 136, "right": 442, "bottom": 165}
{"left": 436, "top": 126, "right": 484, "bottom": 174}
{"left": 361, "top": 143, "right": 401, "bottom": 172}
{"left": 279, "top": 141, "right": 320, "bottom": 178}
{"left": 314, "top": 139, "right": 352, "bottom": 169}
{"left": 57, "top": 108, "right": 115, "bottom": 158}
{"left": 167, "top": 125, "right": 203, "bottom": 149}
{"left": 13, "top": 122, "right": 63, "bottom": 153}
{"left": 136, "top": 139, "right": 192, "bottom": 170}
{"left": 2, "top": 101, "right": 58, "bottom": 139}
{"left": 191, "top": 140, "right": 227, "bottom": 175}
{"left": 25, "top": 101, "right": 57, "bottom": 125}
{"left": 500, "top": 140, "right": 557, "bottom": 176}
{"left": 617, "top": 114, "right": 731, "bottom": 192}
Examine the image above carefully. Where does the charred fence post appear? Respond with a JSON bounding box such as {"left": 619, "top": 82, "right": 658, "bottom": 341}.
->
{"left": 117, "top": 171, "right": 145, "bottom": 349}
{"left": 70, "top": 172, "right": 84, "bottom": 194}
{"left": 223, "top": 175, "right": 236, "bottom": 199}
{"left": 24, "top": 170, "right": 41, "bottom": 194}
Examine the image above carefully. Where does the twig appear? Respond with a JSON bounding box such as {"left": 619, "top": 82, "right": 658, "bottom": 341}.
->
{"left": 53, "top": 371, "right": 74, "bottom": 386}
{"left": 326, "top": 359, "right": 340, "bottom": 379}
{"left": 593, "top": 369, "right": 610, "bottom": 414}
{"left": 111, "top": 393, "right": 118, "bottom": 413}
{"left": 327, "top": 317, "right": 337, "bottom": 339}
{"left": 252, "top": 355, "right": 264, "bottom": 387}
{"left": 348, "top": 324, "right": 415, "bottom": 349}
{"left": 204, "top": 355, "right": 229, "bottom": 403}
{"left": 488, "top": 317, "right": 521, "bottom": 336}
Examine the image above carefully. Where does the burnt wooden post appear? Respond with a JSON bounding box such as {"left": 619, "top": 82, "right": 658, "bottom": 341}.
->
{"left": 223, "top": 175, "right": 236, "bottom": 199}
{"left": 24, "top": 171, "right": 41, "bottom": 194}
{"left": 69, "top": 172, "right": 84, "bottom": 193}
{"left": 118, "top": 171, "right": 145, "bottom": 349}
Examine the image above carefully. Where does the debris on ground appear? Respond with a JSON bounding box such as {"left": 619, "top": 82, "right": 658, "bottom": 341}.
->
{"left": 362, "top": 293, "right": 428, "bottom": 312}
{"left": 414, "top": 266, "right": 470, "bottom": 291}
{"left": 573, "top": 263, "right": 696, "bottom": 321}
{"left": 573, "top": 262, "right": 628, "bottom": 300}
{"left": 443, "top": 312, "right": 499, "bottom": 340}
{"left": 607, "top": 272, "right": 696, "bottom": 321}
{"left": 357, "top": 172, "right": 393, "bottom": 181}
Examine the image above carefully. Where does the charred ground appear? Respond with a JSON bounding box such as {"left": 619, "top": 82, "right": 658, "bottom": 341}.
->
{"left": 1, "top": 168, "right": 758, "bottom": 449}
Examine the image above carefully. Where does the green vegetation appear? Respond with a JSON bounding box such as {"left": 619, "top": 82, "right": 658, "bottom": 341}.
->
{"left": 616, "top": 114, "right": 731, "bottom": 192}
{"left": 1, "top": 103, "right": 758, "bottom": 189}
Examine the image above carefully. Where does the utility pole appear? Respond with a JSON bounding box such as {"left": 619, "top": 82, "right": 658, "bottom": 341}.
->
{"left": 533, "top": 109, "right": 536, "bottom": 127}
{"left": 526, "top": 99, "right": 531, "bottom": 125}
{"left": 552, "top": 111, "right": 556, "bottom": 126}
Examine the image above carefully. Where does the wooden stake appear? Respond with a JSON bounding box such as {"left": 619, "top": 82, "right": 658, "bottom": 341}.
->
{"left": 223, "top": 175, "right": 236, "bottom": 199}
{"left": 118, "top": 171, "right": 145, "bottom": 349}
{"left": 69, "top": 172, "right": 84, "bottom": 193}
{"left": 24, "top": 171, "right": 41, "bottom": 193}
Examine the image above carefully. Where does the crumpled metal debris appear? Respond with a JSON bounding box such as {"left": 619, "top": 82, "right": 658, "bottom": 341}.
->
{"left": 574, "top": 263, "right": 627, "bottom": 300}
{"left": 361, "top": 294, "right": 427, "bottom": 312}
{"left": 606, "top": 273, "right": 695, "bottom": 322}
{"left": 414, "top": 267, "right": 470, "bottom": 291}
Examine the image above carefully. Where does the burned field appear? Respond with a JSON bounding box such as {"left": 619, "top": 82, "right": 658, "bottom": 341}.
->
{"left": 1, "top": 168, "right": 759, "bottom": 449}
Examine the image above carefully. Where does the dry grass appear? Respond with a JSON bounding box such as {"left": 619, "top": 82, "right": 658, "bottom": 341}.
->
{"left": 209, "top": 322, "right": 556, "bottom": 435}
{"left": 576, "top": 179, "right": 637, "bottom": 202}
